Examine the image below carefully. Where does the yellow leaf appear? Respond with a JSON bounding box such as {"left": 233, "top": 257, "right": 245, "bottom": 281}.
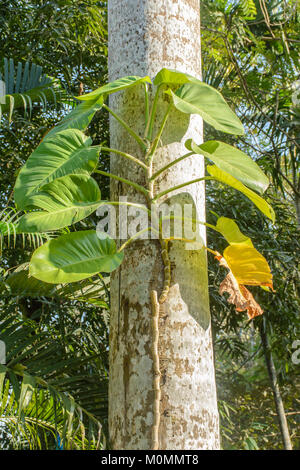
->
{"left": 216, "top": 216, "right": 253, "bottom": 247}
{"left": 215, "top": 244, "right": 274, "bottom": 320}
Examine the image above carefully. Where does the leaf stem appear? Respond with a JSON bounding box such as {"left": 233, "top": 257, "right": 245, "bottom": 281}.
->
{"left": 100, "top": 147, "right": 148, "bottom": 170}
{"left": 145, "top": 84, "right": 163, "bottom": 141}
{"left": 146, "top": 102, "right": 172, "bottom": 163}
{"left": 97, "top": 200, "right": 151, "bottom": 216}
{"left": 103, "top": 103, "right": 146, "bottom": 151}
{"left": 118, "top": 227, "right": 158, "bottom": 252}
{"left": 144, "top": 82, "right": 150, "bottom": 128}
{"left": 94, "top": 170, "right": 149, "bottom": 197}
{"left": 150, "top": 152, "right": 194, "bottom": 181}
{"left": 152, "top": 177, "right": 213, "bottom": 201}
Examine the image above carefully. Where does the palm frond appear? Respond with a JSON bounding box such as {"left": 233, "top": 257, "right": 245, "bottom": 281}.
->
{"left": 0, "top": 207, "right": 55, "bottom": 253}
{"left": 0, "top": 307, "right": 108, "bottom": 449}
{"left": 0, "top": 263, "right": 110, "bottom": 309}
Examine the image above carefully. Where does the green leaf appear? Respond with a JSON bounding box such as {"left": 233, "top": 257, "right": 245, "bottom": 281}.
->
{"left": 0, "top": 366, "right": 6, "bottom": 398}
{"left": 14, "top": 129, "right": 99, "bottom": 209}
{"left": 77, "top": 76, "right": 151, "bottom": 101}
{"left": 17, "top": 174, "right": 101, "bottom": 232}
{"left": 186, "top": 139, "right": 268, "bottom": 194}
{"left": 207, "top": 165, "right": 275, "bottom": 222}
{"left": 216, "top": 217, "right": 253, "bottom": 247}
{"left": 167, "top": 83, "right": 244, "bottom": 135}
{"left": 29, "top": 231, "right": 124, "bottom": 284}
{"left": 46, "top": 97, "right": 103, "bottom": 138}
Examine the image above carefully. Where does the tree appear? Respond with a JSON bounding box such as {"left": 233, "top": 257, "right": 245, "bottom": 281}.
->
{"left": 107, "top": 0, "right": 219, "bottom": 450}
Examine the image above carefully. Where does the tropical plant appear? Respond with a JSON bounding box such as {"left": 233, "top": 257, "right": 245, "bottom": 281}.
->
{"left": 0, "top": 303, "right": 108, "bottom": 449}
{"left": 8, "top": 67, "right": 277, "bottom": 449}
{"left": 12, "top": 69, "right": 274, "bottom": 316}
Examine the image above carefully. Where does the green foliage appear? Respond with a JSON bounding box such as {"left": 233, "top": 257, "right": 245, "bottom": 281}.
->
{"left": 186, "top": 139, "right": 269, "bottom": 194}
{"left": 0, "top": 307, "right": 108, "bottom": 449}
{"left": 12, "top": 68, "right": 272, "bottom": 291}
{"left": 238, "top": 0, "right": 257, "bottom": 19}
{"left": 167, "top": 82, "right": 244, "bottom": 135}
{"left": 0, "top": 58, "right": 62, "bottom": 122}
{"left": 14, "top": 129, "right": 100, "bottom": 209}
{"left": 17, "top": 174, "right": 101, "bottom": 233}
{"left": 29, "top": 231, "right": 124, "bottom": 284}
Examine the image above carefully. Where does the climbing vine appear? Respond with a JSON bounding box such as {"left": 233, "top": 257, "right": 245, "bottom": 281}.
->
{"left": 10, "top": 67, "right": 275, "bottom": 449}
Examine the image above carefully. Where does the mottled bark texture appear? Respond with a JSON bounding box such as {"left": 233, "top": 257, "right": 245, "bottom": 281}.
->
{"left": 108, "top": 0, "right": 220, "bottom": 449}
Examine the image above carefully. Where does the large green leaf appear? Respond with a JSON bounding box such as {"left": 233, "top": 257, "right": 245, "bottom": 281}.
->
{"left": 167, "top": 83, "right": 244, "bottom": 135}
{"left": 154, "top": 68, "right": 199, "bottom": 87}
{"left": 17, "top": 174, "right": 101, "bottom": 232}
{"left": 30, "top": 231, "right": 124, "bottom": 283}
{"left": 76, "top": 75, "right": 151, "bottom": 101}
{"left": 216, "top": 216, "right": 253, "bottom": 247}
{"left": 207, "top": 165, "right": 275, "bottom": 222}
{"left": 14, "top": 129, "right": 99, "bottom": 209}
{"left": 186, "top": 139, "right": 269, "bottom": 194}
{"left": 45, "top": 97, "right": 103, "bottom": 138}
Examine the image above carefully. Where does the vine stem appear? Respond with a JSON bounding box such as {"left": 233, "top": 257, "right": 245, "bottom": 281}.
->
{"left": 159, "top": 239, "right": 171, "bottom": 304}
{"left": 150, "top": 290, "right": 161, "bottom": 450}
{"left": 145, "top": 84, "right": 163, "bottom": 141}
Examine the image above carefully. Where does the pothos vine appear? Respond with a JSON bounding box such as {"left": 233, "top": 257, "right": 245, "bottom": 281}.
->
{"left": 13, "top": 68, "right": 275, "bottom": 450}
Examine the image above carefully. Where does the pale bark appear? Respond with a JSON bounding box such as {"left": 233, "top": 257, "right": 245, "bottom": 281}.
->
{"left": 108, "top": 0, "right": 220, "bottom": 450}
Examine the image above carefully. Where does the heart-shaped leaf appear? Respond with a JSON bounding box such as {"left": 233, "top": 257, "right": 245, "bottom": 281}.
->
{"left": 186, "top": 139, "right": 268, "bottom": 194}
{"left": 154, "top": 68, "right": 196, "bottom": 87}
{"left": 14, "top": 129, "right": 99, "bottom": 209}
{"left": 216, "top": 217, "right": 253, "bottom": 247}
{"left": 76, "top": 76, "right": 151, "bottom": 101}
{"left": 29, "top": 230, "right": 124, "bottom": 283}
{"left": 207, "top": 165, "right": 275, "bottom": 222}
{"left": 167, "top": 83, "right": 244, "bottom": 135}
{"left": 222, "top": 244, "right": 273, "bottom": 287}
{"left": 17, "top": 174, "right": 101, "bottom": 232}
{"left": 46, "top": 96, "right": 103, "bottom": 138}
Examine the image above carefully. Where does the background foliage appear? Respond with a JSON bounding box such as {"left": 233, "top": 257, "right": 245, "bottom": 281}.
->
{"left": 0, "top": 0, "right": 299, "bottom": 449}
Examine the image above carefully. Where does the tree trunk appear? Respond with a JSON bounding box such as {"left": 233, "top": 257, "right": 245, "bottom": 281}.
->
{"left": 108, "top": 0, "right": 220, "bottom": 450}
{"left": 259, "top": 320, "right": 293, "bottom": 450}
